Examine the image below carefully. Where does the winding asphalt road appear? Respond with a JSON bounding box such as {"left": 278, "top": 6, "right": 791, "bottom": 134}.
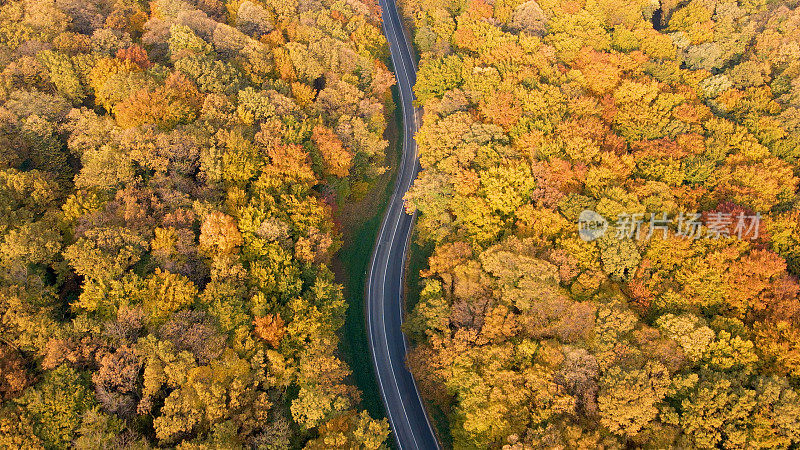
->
{"left": 366, "top": 0, "right": 440, "bottom": 448}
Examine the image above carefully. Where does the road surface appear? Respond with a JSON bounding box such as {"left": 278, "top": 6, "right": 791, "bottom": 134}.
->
{"left": 366, "top": 0, "right": 440, "bottom": 448}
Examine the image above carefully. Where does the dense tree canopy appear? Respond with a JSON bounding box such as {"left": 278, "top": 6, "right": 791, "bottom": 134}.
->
{"left": 0, "top": 0, "right": 392, "bottom": 447}
{"left": 401, "top": 0, "right": 800, "bottom": 447}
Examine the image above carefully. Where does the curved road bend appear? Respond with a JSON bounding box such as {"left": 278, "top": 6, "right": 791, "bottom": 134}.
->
{"left": 367, "top": 0, "right": 440, "bottom": 448}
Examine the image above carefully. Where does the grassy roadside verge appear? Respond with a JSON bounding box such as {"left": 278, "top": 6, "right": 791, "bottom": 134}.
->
{"left": 332, "top": 84, "right": 402, "bottom": 421}
{"left": 334, "top": 11, "right": 454, "bottom": 447}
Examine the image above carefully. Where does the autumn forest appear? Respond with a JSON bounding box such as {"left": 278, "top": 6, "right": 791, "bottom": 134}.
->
{"left": 401, "top": 0, "right": 800, "bottom": 447}
{"left": 0, "top": 0, "right": 393, "bottom": 447}
{"left": 0, "top": 0, "right": 799, "bottom": 447}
